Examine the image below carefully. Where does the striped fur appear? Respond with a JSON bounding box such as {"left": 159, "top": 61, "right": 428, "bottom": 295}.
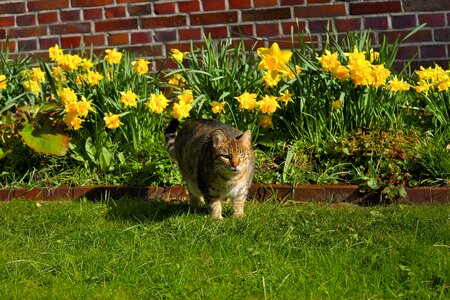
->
{"left": 165, "top": 119, "right": 255, "bottom": 220}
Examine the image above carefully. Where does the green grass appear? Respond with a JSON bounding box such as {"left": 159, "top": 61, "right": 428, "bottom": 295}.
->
{"left": 1, "top": 199, "right": 449, "bottom": 299}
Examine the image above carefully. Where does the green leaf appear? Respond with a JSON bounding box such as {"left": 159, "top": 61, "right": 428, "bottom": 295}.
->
{"left": 367, "top": 178, "right": 379, "bottom": 189}
{"left": 19, "top": 123, "right": 69, "bottom": 156}
{"left": 99, "top": 147, "right": 112, "bottom": 170}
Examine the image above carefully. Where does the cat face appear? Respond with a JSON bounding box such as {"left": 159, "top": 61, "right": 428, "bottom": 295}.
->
{"left": 212, "top": 129, "right": 253, "bottom": 176}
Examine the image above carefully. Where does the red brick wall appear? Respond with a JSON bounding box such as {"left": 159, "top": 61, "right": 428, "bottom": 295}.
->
{"left": 0, "top": 0, "right": 449, "bottom": 69}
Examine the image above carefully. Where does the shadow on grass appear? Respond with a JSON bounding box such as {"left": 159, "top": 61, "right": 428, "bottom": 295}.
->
{"left": 104, "top": 198, "right": 208, "bottom": 223}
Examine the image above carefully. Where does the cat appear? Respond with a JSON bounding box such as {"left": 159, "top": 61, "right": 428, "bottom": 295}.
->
{"left": 165, "top": 119, "right": 255, "bottom": 220}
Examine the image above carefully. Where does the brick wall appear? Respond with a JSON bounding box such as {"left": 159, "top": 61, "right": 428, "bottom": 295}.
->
{"left": 0, "top": 0, "right": 449, "bottom": 70}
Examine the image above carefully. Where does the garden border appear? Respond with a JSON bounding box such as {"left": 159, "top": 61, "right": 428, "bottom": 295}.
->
{"left": 0, "top": 184, "right": 449, "bottom": 204}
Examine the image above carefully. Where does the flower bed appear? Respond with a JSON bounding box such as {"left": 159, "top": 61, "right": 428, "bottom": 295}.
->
{"left": 0, "top": 28, "right": 449, "bottom": 201}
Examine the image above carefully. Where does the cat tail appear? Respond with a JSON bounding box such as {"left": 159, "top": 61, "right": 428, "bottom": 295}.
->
{"left": 165, "top": 119, "right": 179, "bottom": 159}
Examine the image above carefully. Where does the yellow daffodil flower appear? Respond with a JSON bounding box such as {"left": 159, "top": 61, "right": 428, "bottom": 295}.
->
{"left": 177, "top": 89, "right": 194, "bottom": 104}
{"left": 279, "top": 90, "right": 293, "bottom": 105}
{"left": 48, "top": 44, "right": 63, "bottom": 62}
{"left": 59, "top": 87, "right": 77, "bottom": 105}
{"left": 132, "top": 58, "right": 151, "bottom": 75}
{"left": 57, "top": 54, "right": 82, "bottom": 72}
{"left": 333, "top": 65, "right": 350, "bottom": 81}
{"left": 76, "top": 96, "right": 95, "bottom": 118}
{"left": 173, "top": 101, "right": 191, "bottom": 120}
{"left": 168, "top": 74, "right": 185, "bottom": 87}
{"left": 85, "top": 70, "right": 104, "bottom": 85}
{"left": 257, "top": 42, "right": 292, "bottom": 73}
{"left": 104, "top": 48, "right": 123, "bottom": 65}
{"left": 331, "top": 100, "right": 342, "bottom": 109}
{"left": 23, "top": 80, "right": 40, "bottom": 96}
{"left": 120, "top": 90, "right": 138, "bottom": 108}
{"left": 64, "top": 111, "right": 84, "bottom": 130}
{"left": 104, "top": 113, "right": 123, "bottom": 129}
{"left": 370, "top": 64, "right": 391, "bottom": 88}
{"left": 258, "top": 95, "right": 280, "bottom": 115}
{"left": 170, "top": 49, "right": 185, "bottom": 63}
{"left": 385, "top": 76, "right": 411, "bottom": 92}
{"left": 319, "top": 50, "right": 341, "bottom": 73}
{"left": 263, "top": 70, "right": 281, "bottom": 87}
{"left": 0, "top": 75, "right": 7, "bottom": 90}
{"left": 146, "top": 93, "right": 170, "bottom": 114}
{"left": 210, "top": 101, "right": 226, "bottom": 114}
{"left": 235, "top": 92, "right": 257, "bottom": 110}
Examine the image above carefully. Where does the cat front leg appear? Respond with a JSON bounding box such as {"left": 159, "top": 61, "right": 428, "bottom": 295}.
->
{"left": 208, "top": 199, "right": 223, "bottom": 220}
{"left": 232, "top": 192, "right": 247, "bottom": 219}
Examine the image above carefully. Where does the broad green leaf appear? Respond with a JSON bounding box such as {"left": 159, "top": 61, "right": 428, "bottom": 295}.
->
{"left": 19, "top": 123, "right": 69, "bottom": 156}
{"left": 99, "top": 147, "right": 112, "bottom": 170}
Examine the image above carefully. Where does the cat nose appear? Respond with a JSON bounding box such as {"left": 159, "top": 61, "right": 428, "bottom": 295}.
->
{"left": 231, "top": 157, "right": 239, "bottom": 168}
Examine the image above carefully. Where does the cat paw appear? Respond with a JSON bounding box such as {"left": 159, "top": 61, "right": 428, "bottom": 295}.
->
{"left": 211, "top": 214, "right": 224, "bottom": 221}
{"left": 233, "top": 213, "right": 245, "bottom": 220}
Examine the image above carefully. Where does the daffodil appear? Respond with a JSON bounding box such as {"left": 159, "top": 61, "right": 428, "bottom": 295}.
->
{"left": 369, "top": 49, "right": 380, "bottom": 63}
{"left": 85, "top": 70, "right": 104, "bottom": 85}
{"left": 177, "top": 89, "right": 194, "bottom": 104}
{"left": 76, "top": 96, "right": 95, "bottom": 118}
{"left": 319, "top": 50, "right": 341, "bottom": 73}
{"left": 257, "top": 42, "right": 292, "bottom": 73}
{"left": 347, "top": 58, "right": 372, "bottom": 86}
{"left": 210, "top": 101, "right": 226, "bottom": 114}
{"left": 64, "top": 111, "right": 83, "bottom": 130}
{"left": 279, "top": 90, "right": 293, "bottom": 105}
{"left": 333, "top": 65, "right": 350, "bottom": 81}
{"left": 370, "top": 64, "right": 391, "bottom": 88}
{"left": 263, "top": 70, "right": 281, "bottom": 87}
{"left": 25, "top": 67, "right": 46, "bottom": 83}
{"left": 173, "top": 101, "right": 191, "bottom": 120}
{"left": 385, "top": 76, "right": 411, "bottom": 92}
{"left": 120, "top": 90, "right": 138, "bottom": 108}
{"left": 80, "top": 58, "right": 94, "bottom": 71}
{"left": 345, "top": 46, "right": 367, "bottom": 64}
{"left": 258, "top": 95, "right": 279, "bottom": 115}
{"left": 415, "top": 81, "right": 432, "bottom": 94}
{"left": 168, "top": 74, "right": 185, "bottom": 87}
{"left": 146, "top": 93, "right": 170, "bottom": 114}
{"left": 57, "top": 54, "right": 82, "bottom": 71}
{"left": 59, "top": 87, "right": 77, "bottom": 105}
{"left": 170, "top": 49, "right": 186, "bottom": 63}
{"left": 437, "top": 79, "right": 450, "bottom": 92}
{"left": 104, "top": 48, "right": 123, "bottom": 65}
{"left": 52, "top": 66, "right": 66, "bottom": 83}
{"left": 0, "top": 74, "right": 7, "bottom": 90}
{"left": 331, "top": 100, "right": 342, "bottom": 109}
{"left": 235, "top": 92, "right": 257, "bottom": 110}
{"left": 104, "top": 113, "right": 123, "bottom": 129}
{"left": 132, "top": 58, "right": 151, "bottom": 75}
{"left": 415, "top": 65, "right": 449, "bottom": 92}
{"left": 48, "top": 44, "right": 63, "bottom": 62}
{"left": 23, "top": 80, "right": 40, "bottom": 96}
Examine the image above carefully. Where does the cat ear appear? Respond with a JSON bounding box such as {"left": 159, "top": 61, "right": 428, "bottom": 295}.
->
{"left": 239, "top": 130, "right": 252, "bottom": 144}
{"left": 212, "top": 130, "right": 227, "bottom": 148}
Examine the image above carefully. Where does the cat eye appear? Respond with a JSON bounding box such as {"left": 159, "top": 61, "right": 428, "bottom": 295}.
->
{"left": 239, "top": 153, "right": 247, "bottom": 159}
{"left": 220, "top": 154, "right": 231, "bottom": 160}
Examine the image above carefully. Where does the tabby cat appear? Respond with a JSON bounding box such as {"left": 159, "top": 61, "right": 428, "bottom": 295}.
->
{"left": 165, "top": 119, "right": 255, "bottom": 220}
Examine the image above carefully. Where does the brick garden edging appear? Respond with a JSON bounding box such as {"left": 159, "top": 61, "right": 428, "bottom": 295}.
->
{"left": 1, "top": 184, "right": 449, "bottom": 204}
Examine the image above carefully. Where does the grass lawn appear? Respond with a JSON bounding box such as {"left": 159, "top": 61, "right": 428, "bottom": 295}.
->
{"left": 0, "top": 198, "right": 449, "bottom": 299}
